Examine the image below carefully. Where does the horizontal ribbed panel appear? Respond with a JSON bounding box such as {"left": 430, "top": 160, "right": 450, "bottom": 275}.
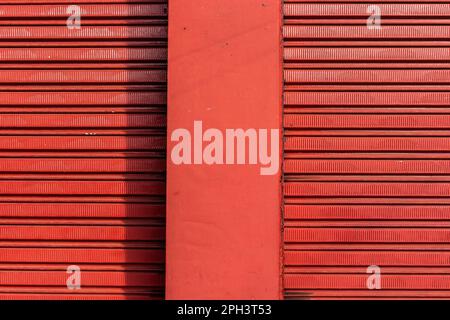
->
{"left": 285, "top": 114, "right": 450, "bottom": 129}
{"left": 0, "top": 0, "right": 167, "bottom": 300}
{"left": 283, "top": 1, "right": 450, "bottom": 299}
{"left": 285, "top": 47, "right": 450, "bottom": 61}
{"left": 285, "top": 274, "right": 450, "bottom": 290}
{"left": 0, "top": 4, "right": 167, "bottom": 17}
{"left": 285, "top": 4, "right": 450, "bottom": 17}
{"left": 0, "top": 26, "right": 167, "bottom": 39}
{"left": 0, "top": 136, "right": 165, "bottom": 150}
{"left": 0, "top": 48, "right": 167, "bottom": 61}
{"left": 284, "top": 25, "right": 450, "bottom": 40}
{"left": 0, "top": 92, "right": 165, "bottom": 105}
{"left": 286, "top": 69, "right": 450, "bottom": 83}
{"left": 285, "top": 91, "right": 450, "bottom": 106}
{"left": 0, "top": 70, "right": 166, "bottom": 83}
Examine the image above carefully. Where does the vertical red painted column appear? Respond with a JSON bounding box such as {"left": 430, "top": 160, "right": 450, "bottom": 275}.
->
{"left": 167, "top": 0, "right": 282, "bottom": 299}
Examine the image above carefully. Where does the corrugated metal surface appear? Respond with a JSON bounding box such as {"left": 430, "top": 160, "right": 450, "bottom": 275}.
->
{"left": 0, "top": 1, "right": 167, "bottom": 299}
{"left": 283, "top": 1, "right": 450, "bottom": 299}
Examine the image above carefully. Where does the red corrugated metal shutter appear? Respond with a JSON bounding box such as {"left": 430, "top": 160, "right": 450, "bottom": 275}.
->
{"left": 0, "top": 1, "right": 167, "bottom": 299}
{"left": 283, "top": 1, "right": 450, "bottom": 299}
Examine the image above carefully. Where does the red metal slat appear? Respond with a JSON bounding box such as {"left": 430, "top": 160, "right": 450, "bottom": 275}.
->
{"left": 285, "top": 91, "right": 450, "bottom": 106}
{"left": 0, "top": 286, "right": 158, "bottom": 293}
{"left": 285, "top": 137, "right": 450, "bottom": 152}
{"left": 285, "top": 108, "right": 450, "bottom": 115}
{"left": 0, "top": 225, "right": 164, "bottom": 240}
{"left": 286, "top": 85, "right": 450, "bottom": 92}
{"left": 284, "top": 25, "right": 450, "bottom": 40}
{"left": 284, "top": 205, "right": 450, "bottom": 220}
{"left": 286, "top": 19, "right": 450, "bottom": 25}
{"left": 0, "top": 26, "right": 167, "bottom": 40}
{"left": 286, "top": 220, "right": 450, "bottom": 228}
{"left": 285, "top": 182, "right": 450, "bottom": 197}
{"left": 0, "top": 114, "right": 166, "bottom": 128}
{"left": 0, "top": 203, "right": 165, "bottom": 218}
{"left": 285, "top": 175, "right": 450, "bottom": 182}
{"left": 286, "top": 130, "right": 450, "bottom": 137}
{"left": 285, "top": 266, "right": 450, "bottom": 274}
{"left": 285, "top": 290, "right": 450, "bottom": 299}
{"left": 0, "top": 173, "right": 161, "bottom": 180}
{"left": 285, "top": 159, "right": 450, "bottom": 174}
{"left": 285, "top": 0, "right": 450, "bottom": 2}
{"left": 285, "top": 69, "right": 450, "bottom": 84}
{"left": 286, "top": 40, "right": 450, "bottom": 47}
{"left": 0, "top": 48, "right": 167, "bottom": 62}
{"left": 0, "top": 271, "right": 163, "bottom": 287}
{"left": 0, "top": 136, "right": 165, "bottom": 150}
{"left": 0, "top": 4, "right": 167, "bottom": 18}
{"left": 0, "top": 19, "right": 166, "bottom": 27}
{"left": 0, "top": 70, "right": 166, "bottom": 84}
{"left": 285, "top": 251, "right": 450, "bottom": 266}
{"left": 284, "top": 114, "right": 450, "bottom": 129}
{"left": 0, "top": 0, "right": 167, "bottom": 3}
{"left": 285, "top": 47, "right": 450, "bottom": 61}
{"left": 0, "top": 264, "right": 162, "bottom": 271}
{"left": 0, "top": 92, "right": 166, "bottom": 105}
{"left": 284, "top": 198, "right": 450, "bottom": 205}
{"left": 0, "top": 240, "right": 163, "bottom": 247}
{"left": 285, "top": 228, "right": 450, "bottom": 243}
{"left": 247, "top": 242, "right": 450, "bottom": 250}
{"left": 0, "top": 196, "right": 162, "bottom": 203}
{"left": 285, "top": 274, "right": 450, "bottom": 290}
{"left": 0, "top": 85, "right": 166, "bottom": 91}
{"left": 0, "top": 248, "right": 164, "bottom": 264}
{"left": 0, "top": 180, "right": 165, "bottom": 195}
{"left": 0, "top": 129, "right": 163, "bottom": 135}
{"left": 0, "top": 294, "right": 157, "bottom": 300}
{"left": 284, "top": 4, "right": 450, "bottom": 17}
{"left": 0, "top": 158, "right": 165, "bottom": 172}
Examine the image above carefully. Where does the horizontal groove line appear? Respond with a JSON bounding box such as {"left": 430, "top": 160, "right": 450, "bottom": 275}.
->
{"left": 285, "top": 69, "right": 450, "bottom": 84}
{"left": 0, "top": 91, "right": 166, "bottom": 105}
{"left": 0, "top": 248, "right": 164, "bottom": 264}
{"left": 285, "top": 274, "right": 450, "bottom": 289}
{"left": 284, "top": 25, "right": 450, "bottom": 40}
{"left": 285, "top": 159, "right": 450, "bottom": 174}
{"left": 0, "top": 4, "right": 167, "bottom": 18}
{"left": 0, "top": 180, "right": 165, "bottom": 195}
{"left": 284, "top": 250, "right": 450, "bottom": 266}
{"left": 0, "top": 225, "right": 165, "bottom": 241}
{"left": 285, "top": 114, "right": 450, "bottom": 129}
{"left": 0, "top": 113, "right": 166, "bottom": 128}
{"left": 0, "top": 158, "right": 165, "bottom": 172}
{"left": 0, "top": 48, "right": 167, "bottom": 61}
{"left": 285, "top": 136, "right": 450, "bottom": 152}
{"left": 285, "top": 91, "right": 450, "bottom": 106}
{"left": 0, "top": 69, "right": 166, "bottom": 83}
{"left": 0, "top": 137, "right": 166, "bottom": 152}
{"left": 0, "top": 26, "right": 167, "bottom": 40}
{"left": 284, "top": 47, "right": 450, "bottom": 61}
{"left": 284, "top": 205, "right": 450, "bottom": 220}
{"left": 284, "top": 227, "right": 450, "bottom": 243}
{"left": 0, "top": 271, "right": 163, "bottom": 287}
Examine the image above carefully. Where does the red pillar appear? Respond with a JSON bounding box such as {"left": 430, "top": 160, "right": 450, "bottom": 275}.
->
{"left": 167, "top": 0, "right": 283, "bottom": 299}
